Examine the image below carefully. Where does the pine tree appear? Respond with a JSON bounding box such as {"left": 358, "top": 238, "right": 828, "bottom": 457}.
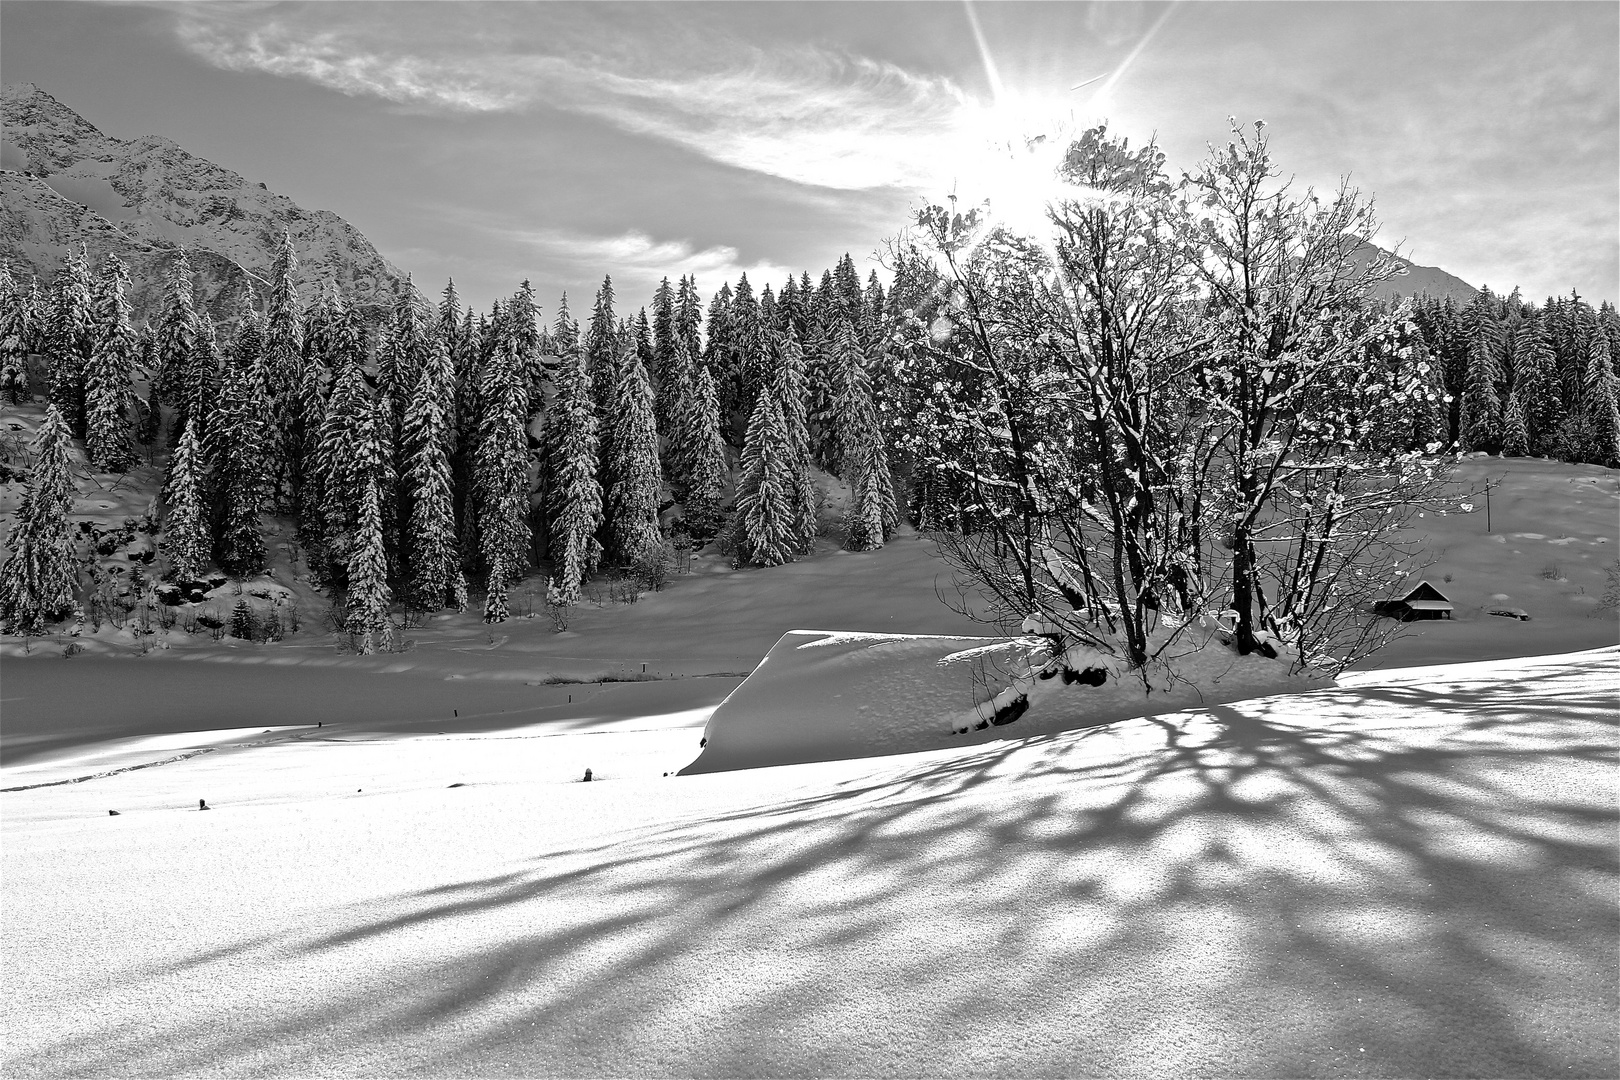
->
{"left": 262, "top": 231, "right": 304, "bottom": 510}
{"left": 823, "top": 315, "right": 870, "bottom": 474}
{"left": 402, "top": 334, "right": 464, "bottom": 611}
{"left": 651, "top": 276, "right": 678, "bottom": 431}
{"left": 346, "top": 476, "right": 392, "bottom": 654}
{"left": 544, "top": 309, "right": 603, "bottom": 602}
{"left": 675, "top": 275, "right": 704, "bottom": 360}
{"left": 154, "top": 251, "right": 202, "bottom": 437}
{"left": 0, "top": 406, "right": 78, "bottom": 634}
{"left": 682, "top": 361, "right": 729, "bottom": 539}
{"left": 0, "top": 265, "right": 32, "bottom": 404}
{"left": 84, "top": 255, "right": 139, "bottom": 472}
{"left": 601, "top": 325, "right": 662, "bottom": 565}
{"left": 733, "top": 383, "right": 797, "bottom": 567}
{"left": 834, "top": 334, "right": 897, "bottom": 550}
{"left": 1500, "top": 391, "right": 1530, "bottom": 457}
{"left": 473, "top": 336, "right": 532, "bottom": 620}
{"left": 704, "top": 282, "right": 735, "bottom": 433}
{"left": 47, "top": 245, "right": 95, "bottom": 437}
{"left": 1583, "top": 327, "right": 1620, "bottom": 467}
{"left": 312, "top": 361, "right": 387, "bottom": 584}
{"left": 729, "top": 274, "right": 766, "bottom": 427}
{"left": 1459, "top": 333, "right": 1503, "bottom": 452}
{"left": 506, "top": 279, "right": 545, "bottom": 411}
{"left": 772, "top": 326, "right": 818, "bottom": 550}
{"left": 1516, "top": 313, "right": 1563, "bottom": 455}
{"left": 160, "top": 420, "right": 210, "bottom": 581}
{"left": 662, "top": 341, "right": 700, "bottom": 498}
{"left": 585, "top": 276, "right": 618, "bottom": 416}
{"left": 209, "top": 301, "right": 270, "bottom": 576}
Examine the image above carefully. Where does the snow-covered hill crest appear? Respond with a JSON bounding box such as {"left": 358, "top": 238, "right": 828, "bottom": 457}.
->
{"left": 0, "top": 82, "right": 406, "bottom": 322}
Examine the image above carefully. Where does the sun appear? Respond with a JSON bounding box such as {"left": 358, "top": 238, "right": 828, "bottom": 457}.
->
{"left": 937, "top": 91, "right": 1086, "bottom": 245}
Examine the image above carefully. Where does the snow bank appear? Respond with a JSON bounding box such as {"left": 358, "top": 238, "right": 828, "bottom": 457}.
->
{"left": 681, "top": 626, "right": 1331, "bottom": 774}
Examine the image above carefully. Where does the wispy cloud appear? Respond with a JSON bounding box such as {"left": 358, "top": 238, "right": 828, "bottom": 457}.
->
{"left": 503, "top": 227, "right": 797, "bottom": 297}
{"left": 169, "top": 5, "right": 972, "bottom": 192}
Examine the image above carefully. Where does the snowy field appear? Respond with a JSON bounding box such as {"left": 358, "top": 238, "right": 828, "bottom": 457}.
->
{"left": 2, "top": 644, "right": 1616, "bottom": 1077}
{"left": 2, "top": 457, "right": 1617, "bottom": 1076}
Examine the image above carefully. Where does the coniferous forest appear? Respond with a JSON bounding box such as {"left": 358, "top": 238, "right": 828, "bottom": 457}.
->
{"left": 1, "top": 125, "right": 1617, "bottom": 660}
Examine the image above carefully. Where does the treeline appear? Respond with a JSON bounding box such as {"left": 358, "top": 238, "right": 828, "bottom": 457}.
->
{"left": 1407, "top": 288, "right": 1620, "bottom": 464}
{"left": 2, "top": 207, "right": 1618, "bottom": 646}
{"left": 0, "top": 239, "right": 897, "bottom": 641}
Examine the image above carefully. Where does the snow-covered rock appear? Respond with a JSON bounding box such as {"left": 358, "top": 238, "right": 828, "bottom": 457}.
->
{"left": 1, "top": 82, "right": 406, "bottom": 323}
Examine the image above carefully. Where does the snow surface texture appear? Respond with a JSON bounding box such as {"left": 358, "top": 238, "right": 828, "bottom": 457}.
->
{"left": 4, "top": 648, "right": 1614, "bottom": 1077}
{"left": 682, "top": 627, "right": 1330, "bottom": 773}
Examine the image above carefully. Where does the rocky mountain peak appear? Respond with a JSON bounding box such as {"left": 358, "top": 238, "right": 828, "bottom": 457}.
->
{"left": 0, "top": 83, "right": 408, "bottom": 325}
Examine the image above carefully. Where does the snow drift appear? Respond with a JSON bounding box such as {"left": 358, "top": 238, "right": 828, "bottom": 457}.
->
{"left": 681, "top": 627, "right": 1331, "bottom": 773}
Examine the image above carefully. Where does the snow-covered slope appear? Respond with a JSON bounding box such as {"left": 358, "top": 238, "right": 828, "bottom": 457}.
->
{"left": 0, "top": 83, "right": 406, "bottom": 322}
{"left": 683, "top": 627, "right": 1328, "bottom": 773}
{"left": 2, "top": 647, "right": 1613, "bottom": 1077}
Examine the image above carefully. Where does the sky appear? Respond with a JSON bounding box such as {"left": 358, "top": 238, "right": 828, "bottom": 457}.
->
{"left": 2, "top": 1, "right": 1615, "bottom": 314}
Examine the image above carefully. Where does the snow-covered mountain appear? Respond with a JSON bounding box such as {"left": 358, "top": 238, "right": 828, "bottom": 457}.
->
{"left": 1354, "top": 240, "right": 1479, "bottom": 304}
{"left": 0, "top": 83, "right": 407, "bottom": 324}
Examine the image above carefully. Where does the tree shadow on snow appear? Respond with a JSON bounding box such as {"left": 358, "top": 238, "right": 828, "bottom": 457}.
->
{"left": 17, "top": 656, "right": 1619, "bottom": 1078}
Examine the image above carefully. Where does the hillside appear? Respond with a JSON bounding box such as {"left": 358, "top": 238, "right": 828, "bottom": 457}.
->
{"left": 0, "top": 83, "right": 406, "bottom": 323}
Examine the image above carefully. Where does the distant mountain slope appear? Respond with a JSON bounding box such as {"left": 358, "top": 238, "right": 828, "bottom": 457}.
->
{"left": 0, "top": 83, "right": 407, "bottom": 323}
{"left": 1353, "top": 241, "right": 1479, "bottom": 304}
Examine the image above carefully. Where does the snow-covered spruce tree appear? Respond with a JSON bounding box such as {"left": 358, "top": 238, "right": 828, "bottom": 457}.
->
{"left": 506, "top": 280, "right": 545, "bottom": 412}
{"left": 345, "top": 476, "right": 393, "bottom": 654}
{"left": 543, "top": 315, "right": 603, "bottom": 602}
{"left": 823, "top": 315, "right": 871, "bottom": 475}
{"left": 771, "top": 325, "right": 819, "bottom": 552}
{"left": 731, "top": 377, "right": 798, "bottom": 567}
{"left": 402, "top": 334, "right": 465, "bottom": 612}
{"left": 1459, "top": 332, "right": 1504, "bottom": 452}
{"left": 47, "top": 245, "right": 96, "bottom": 438}
{"left": 160, "top": 420, "right": 211, "bottom": 582}
{"left": 262, "top": 231, "right": 304, "bottom": 511}
{"left": 729, "top": 275, "right": 767, "bottom": 431}
{"left": 310, "top": 361, "right": 377, "bottom": 582}
{"left": 601, "top": 326, "right": 663, "bottom": 566}
{"left": 651, "top": 276, "right": 678, "bottom": 431}
{"left": 682, "top": 359, "right": 729, "bottom": 539}
{"left": 152, "top": 250, "right": 199, "bottom": 440}
{"left": 660, "top": 338, "right": 699, "bottom": 498}
{"left": 1584, "top": 328, "right": 1620, "bottom": 467}
{"left": 1511, "top": 312, "right": 1562, "bottom": 454}
{"left": 84, "top": 255, "right": 139, "bottom": 473}
{"left": 585, "top": 276, "right": 618, "bottom": 417}
{"left": 0, "top": 406, "right": 78, "bottom": 634}
{"left": 703, "top": 282, "right": 734, "bottom": 426}
{"left": 675, "top": 275, "right": 704, "bottom": 362}
{"left": 473, "top": 336, "right": 532, "bottom": 622}
{"left": 208, "top": 301, "right": 270, "bottom": 577}
{"left": 837, "top": 345, "right": 897, "bottom": 551}
{"left": 0, "top": 265, "right": 32, "bottom": 404}
{"left": 1500, "top": 391, "right": 1530, "bottom": 457}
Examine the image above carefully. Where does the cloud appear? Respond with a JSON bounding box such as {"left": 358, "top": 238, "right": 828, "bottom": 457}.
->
{"left": 168, "top": 5, "right": 975, "bottom": 192}
{"left": 502, "top": 227, "right": 798, "bottom": 298}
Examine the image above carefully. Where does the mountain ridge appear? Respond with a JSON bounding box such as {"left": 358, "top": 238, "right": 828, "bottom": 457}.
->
{"left": 0, "top": 82, "right": 408, "bottom": 324}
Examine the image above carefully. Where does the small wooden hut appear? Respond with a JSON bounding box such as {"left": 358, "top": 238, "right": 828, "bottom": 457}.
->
{"left": 1374, "top": 581, "right": 1454, "bottom": 621}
